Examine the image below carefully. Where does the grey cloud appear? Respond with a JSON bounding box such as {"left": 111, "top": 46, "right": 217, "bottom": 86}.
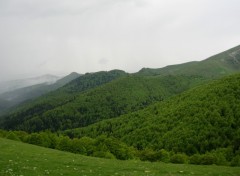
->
{"left": 0, "top": 0, "right": 240, "bottom": 81}
{"left": 98, "top": 58, "right": 109, "bottom": 65}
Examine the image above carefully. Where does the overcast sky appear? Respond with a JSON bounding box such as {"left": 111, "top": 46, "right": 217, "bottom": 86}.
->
{"left": 0, "top": 0, "right": 240, "bottom": 81}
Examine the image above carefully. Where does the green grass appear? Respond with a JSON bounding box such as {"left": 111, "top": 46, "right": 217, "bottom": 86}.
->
{"left": 1, "top": 138, "right": 240, "bottom": 176}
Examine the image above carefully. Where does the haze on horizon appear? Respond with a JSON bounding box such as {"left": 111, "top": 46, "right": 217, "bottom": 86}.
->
{"left": 0, "top": 0, "right": 240, "bottom": 82}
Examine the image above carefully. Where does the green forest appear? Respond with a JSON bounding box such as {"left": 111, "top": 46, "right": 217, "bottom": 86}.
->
{"left": 1, "top": 45, "right": 240, "bottom": 168}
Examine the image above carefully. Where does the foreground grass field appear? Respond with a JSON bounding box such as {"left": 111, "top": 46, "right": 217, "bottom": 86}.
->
{"left": 1, "top": 138, "right": 240, "bottom": 176}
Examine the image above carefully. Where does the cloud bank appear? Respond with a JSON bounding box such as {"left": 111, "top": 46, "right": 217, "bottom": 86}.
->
{"left": 0, "top": 0, "right": 240, "bottom": 81}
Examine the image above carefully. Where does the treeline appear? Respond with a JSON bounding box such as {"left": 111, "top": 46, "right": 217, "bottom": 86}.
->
{"left": 0, "top": 130, "right": 134, "bottom": 160}
{"left": 1, "top": 74, "right": 204, "bottom": 132}
{"left": 0, "top": 130, "right": 240, "bottom": 166}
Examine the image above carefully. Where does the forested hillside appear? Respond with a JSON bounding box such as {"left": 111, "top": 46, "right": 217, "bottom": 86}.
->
{"left": 1, "top": 45, "right": 240, "bottom": 133}
{"left": 66, "top": 73, "right": 240, "bottom": 157}
{"left": 0, "top": 70, "right": 128, "bottom": 130}
{"left": 1, "top": 74, "right": 240, "bottom": 165}
{"left": 1, "top": 74, "right": 204, "bottom": 132}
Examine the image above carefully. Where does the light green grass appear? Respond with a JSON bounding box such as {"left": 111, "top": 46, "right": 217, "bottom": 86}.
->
{"left": 0, "top": 138, "right": 240, "bottom": 176}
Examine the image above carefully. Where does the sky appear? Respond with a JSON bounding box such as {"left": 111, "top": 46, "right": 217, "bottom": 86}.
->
{"left": 0, "top": 0, "right": 240, "bottom": 81}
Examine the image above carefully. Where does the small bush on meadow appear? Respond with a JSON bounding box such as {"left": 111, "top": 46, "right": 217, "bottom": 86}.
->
{"left": 157, "top": 149, "right": 170, "bottom": 163}
{"left": 170, "top": 153, "right": 188, "bottom": 164}
{"left": 200, "top": 153, "right": 217, "bottom": 165}
{"left": 189, "top": 154, "right": 202, "bottom": 165}
{"left": 231, "top": 155, "right": 240, "bottom": 167}
{"left": 6, "top": 131, "right": 20, "bottom": 141}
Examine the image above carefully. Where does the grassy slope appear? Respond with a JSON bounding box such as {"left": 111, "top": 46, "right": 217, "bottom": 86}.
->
{"left": 1, "top": 138, "right": 240, "bottom": 176}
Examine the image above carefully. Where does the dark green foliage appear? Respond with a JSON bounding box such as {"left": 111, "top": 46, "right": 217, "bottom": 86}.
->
{"left": 231, "top": 155, "right": 240, "bottom": 166}
{"left": 6, "top": 131, "right": 20, "bottom": 141}
{"left": 138, "top": 148, "right": 157, "bottom": 162}
{"left": 61, "top": 70, "right": 127, "bottom": 93}
{"left": 71, "top": 138, "right": 87, "bottom": 155}
{"left": 158, "top": 149, "right": 171, "bottom": 163}
{"left": 0, "top": 130, "right": 135, "bottom": 161}
{"left": 170, "top": 153, "right": 188, "bottom": 164}
{"left": 94, "top": 136, "right": 135, "bottom": 160}
{"left": 68, "top": 74, "right": 240, "bottom": 160}
{"left": 2, "top": 74, "right": 204, "bottom": 132}
{"left": 189, "top": 154, "right": 202, "bottom": 165}
{"left": 56, "top": 136, "right": 72, "bottom": 152}
{"left": 200, "top": 153, "right": 218, "bottom": 165}
{"left": 1, "top": 70, "right": 127, "bottom": 131}
{"left": 24, "top": 131, "right": 58, "bottom": 148}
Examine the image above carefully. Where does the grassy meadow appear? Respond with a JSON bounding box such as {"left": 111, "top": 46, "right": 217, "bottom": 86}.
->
{"left": 1, "top": 138, "right": 240, "bottom": 176}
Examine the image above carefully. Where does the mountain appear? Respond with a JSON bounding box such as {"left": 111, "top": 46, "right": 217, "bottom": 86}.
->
{"left": 1, "top": 45, "right": 240, "bottom": 133}
{"left": 65, "top": 73, "right": 240, "bottom": 156}
{"left": 0, "top": 74, "right": 60, "bottom": 94}
{"left": 0, "top": 70, "right": 128, "bottom": 130}
{"left": 1, "top": 74, "right": 205, "bottom": 132}
{"left": 0, "top": 72, "right": 80, "bottom": 115}
{"left": 137, "top": 45, "right": 240, "bottom": 77}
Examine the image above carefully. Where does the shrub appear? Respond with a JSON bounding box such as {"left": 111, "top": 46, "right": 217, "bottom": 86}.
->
{"left": 139, "top": 148, "right": 157, "bottom": 162}
{"left": 170, "top": 153, "right": 188, "bottom": 164}
{"left": 56, "top": 136, "right": 72, "bottom": 152}
{"left": 200, "top": 153, "right": 217, "bottom": 165}
{"left": 231, "top": 155, "right": 240, "bottom": 167}
{"left": 157, "top": 149, "right": 170, "bottom": 163}
{"left": 6, "top": 131, "right": 20, "bottom": 141}
{"left": 92, "top": 151, "right": 116, "bottom": 159}
{"left": 189, "top": 154, "right": 202, "bottom": 165}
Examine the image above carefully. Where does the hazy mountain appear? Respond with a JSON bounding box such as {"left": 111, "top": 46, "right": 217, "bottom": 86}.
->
{"left": 0, "top": 72, "right": 80, "bottom": 115}
{"left": 0, "top": 74, "right": 60, "bottom": 94}
{"left": 0, "top": 70, "right": 127, "bottom": 122}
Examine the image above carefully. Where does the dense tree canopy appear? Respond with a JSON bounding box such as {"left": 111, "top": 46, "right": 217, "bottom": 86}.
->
{"left": 1, "top": 74, "right": 205, "bottom": 132}
{"left": 65, "top": 74, "right": 240, "bottom": 156}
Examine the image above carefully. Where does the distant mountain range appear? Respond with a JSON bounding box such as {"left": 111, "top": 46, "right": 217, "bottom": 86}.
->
{"left": 0, "top": 74, "right": 60, "bottom": 94}
{"left": 0, "top": 72, "right": 80, "bottom": 115}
